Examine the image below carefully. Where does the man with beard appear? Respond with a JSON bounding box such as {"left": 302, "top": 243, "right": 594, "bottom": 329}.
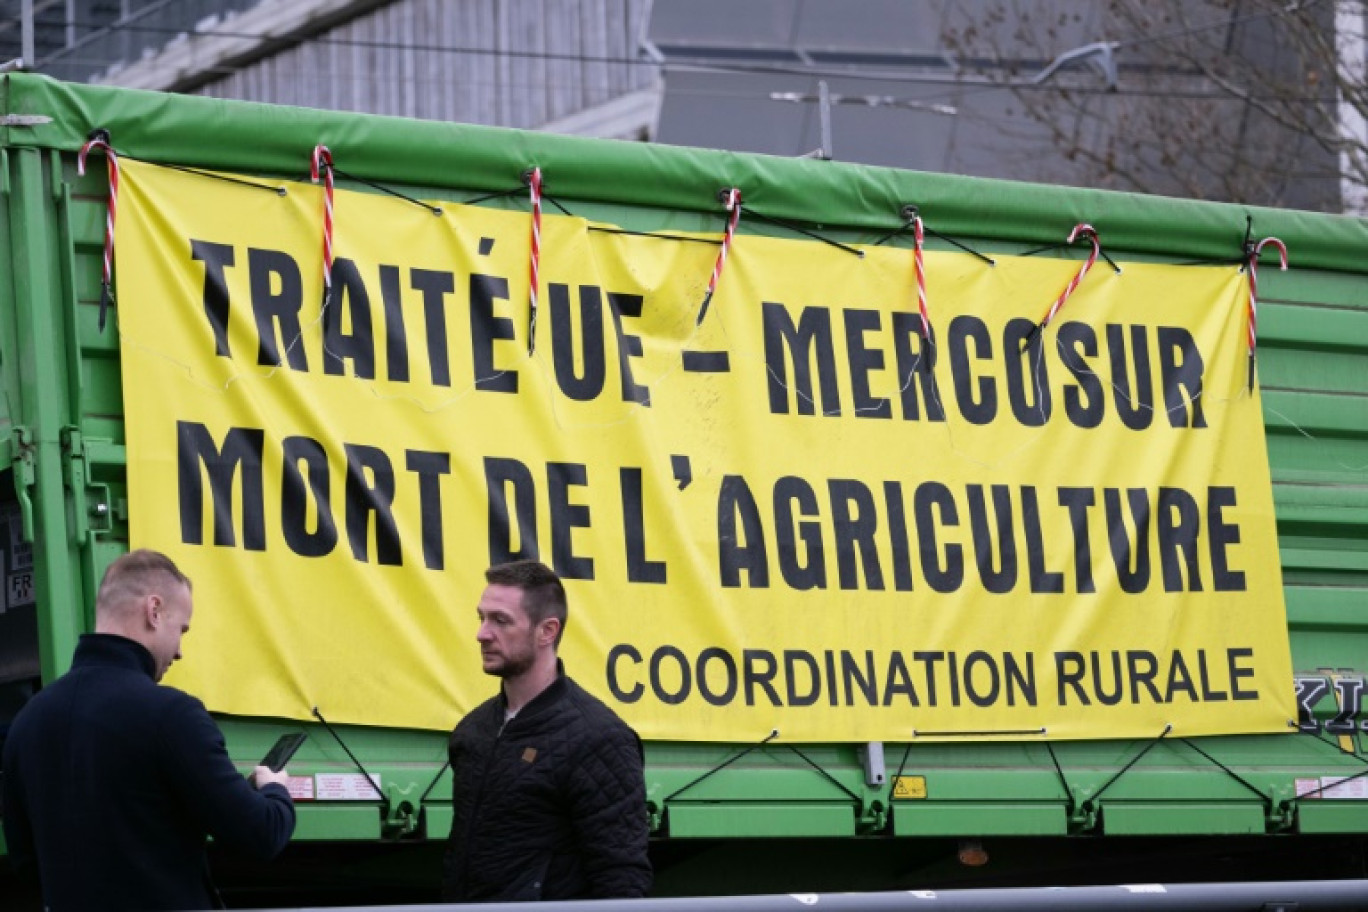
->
{"left": 441, "top": 560, "right": 651, "bottom": 902}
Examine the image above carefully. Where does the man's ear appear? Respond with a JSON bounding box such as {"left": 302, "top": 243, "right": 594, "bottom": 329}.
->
{"left": 144, "top": 594, "right": 163, "bottom": 629}
{"left": 539, "top": 617, "right": 561, "bottom": 647}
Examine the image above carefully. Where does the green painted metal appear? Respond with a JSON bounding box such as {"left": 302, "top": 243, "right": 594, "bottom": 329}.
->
{"left": 892, "top": 804, "right": 1068, "bottom": 837}
{"left": 5, "top": 146, "right": 83, "bottom": 679}
{"left": 1, "top": 72, "right": 1366, "bottom": 889}
{"left": 668, "top": 804, "right": 856, "bottom": 838}
{"left": 1099, "top": 803, "right": 1267, "bottom": 836}
{"left": 1296, "top": 803, "right": 1368, "bottom": 833}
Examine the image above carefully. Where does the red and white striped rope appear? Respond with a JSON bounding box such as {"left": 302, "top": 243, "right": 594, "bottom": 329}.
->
{"left": 911, "top": 215, "right": 931, "bottom": 339}
{"left": 527, "top": 166, "right": 543, "bottom": 354}
{"left": 1037, "top": 223, "right": 1100, "bottom": 331}
{"left": 310, "top": 145, "right": 335, "bottom": 299}
{"left": 696, "top": 187, "right": 742, "bottom": 326}
{"left": 1246, "top": 236, "right": 1287, "bottom": 357}
{"left": 77, "top": 137, "right": 121, "bottom": 328}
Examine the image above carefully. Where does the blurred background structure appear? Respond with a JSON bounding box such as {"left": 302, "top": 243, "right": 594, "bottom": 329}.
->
{"left": 2, "top": 0, "right": 1364, "bottom": 212}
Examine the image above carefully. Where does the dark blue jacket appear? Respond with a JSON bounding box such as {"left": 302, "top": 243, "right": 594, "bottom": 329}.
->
{"left": 2, "top": 634, "right": 295, "bottom": 911}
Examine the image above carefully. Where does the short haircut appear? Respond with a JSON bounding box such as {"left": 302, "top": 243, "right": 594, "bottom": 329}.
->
{"left": 485, "top": 560, "right": 566, "bottom": 645}
{"left": 96, "top": 549, "right": 192, "bottom": 618}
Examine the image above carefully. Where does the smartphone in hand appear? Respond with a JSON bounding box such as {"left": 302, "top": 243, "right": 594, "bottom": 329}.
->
{"left": 260, "top": 733, "right": 308, "bottom": 772}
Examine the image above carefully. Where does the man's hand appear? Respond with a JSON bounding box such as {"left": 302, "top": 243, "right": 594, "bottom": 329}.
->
{"left": 251, "top": 765, "right": 291, "bottom": 789}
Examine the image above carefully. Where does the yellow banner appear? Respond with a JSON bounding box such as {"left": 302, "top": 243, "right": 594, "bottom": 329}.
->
{"left": 116, "top": 159, "right": 1295, "bottom": 741}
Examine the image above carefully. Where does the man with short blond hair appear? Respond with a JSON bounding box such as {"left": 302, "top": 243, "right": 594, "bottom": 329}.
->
{"left": 2, "top": 548, "right": 296, "bottom": 911}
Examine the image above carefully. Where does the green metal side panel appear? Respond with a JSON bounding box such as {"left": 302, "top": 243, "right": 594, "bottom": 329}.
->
{"left": 1100, "top": 803, "right": 1266, "bottom": 836}
{"left": 1297, "top": 803, "right": 1368, "bottom": 834}
{"left": 669, "top": 804, "right": 856, "bottom": 838}
{"left": 290, "top": 806, "right": 385, "bottom": 842}
{"left": 893, "top": 804, "right": 1067, "bottom": 836}
{"left": 1, "top": 72, "right": 1365, "bottom": 859}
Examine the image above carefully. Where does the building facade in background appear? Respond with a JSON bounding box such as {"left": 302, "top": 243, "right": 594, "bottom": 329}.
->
{"left": 4, "top": 0, "right": 1363, "bottom": 212}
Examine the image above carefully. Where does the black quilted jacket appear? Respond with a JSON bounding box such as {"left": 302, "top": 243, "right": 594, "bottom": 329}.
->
{"left": 440, "top": 669, "right": 652, "bottom": 902}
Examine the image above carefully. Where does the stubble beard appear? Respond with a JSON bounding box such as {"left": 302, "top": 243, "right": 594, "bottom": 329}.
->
{"left": 486, "top": 650, "right": 534, "bottom": 679}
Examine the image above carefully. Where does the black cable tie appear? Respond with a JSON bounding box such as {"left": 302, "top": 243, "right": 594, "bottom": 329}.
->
{"left": 310, "top": 706, "right": 385, "bottom": 801}
{"left": 1020, "top": 322, "right": 1046, "bottom": 353}
{"left": 588, "top": 224, "right": 722, "bottom": 246}
{"left": 1044, "top": 741, "right": 1076, "bottom": 814}
{"left": 418, "top": 759, "right": 451, "bottom": 807}
{"left": 1085, "top": 723, "right": 1173, "bottom": 811}
{"left": 873, "top": 207, "right": 996, "bottom": 266}
{"left": 541, "top": 192, "right": 575, "bottom": 217}
{"left": 137, "top": 158, "right": 288, "bottom": 195}
{"left": 694, "top": 289, "right": 716, "bottom": 328}
{"left": 1239, "top": 214, "right": 1255, "bottom": 271}
{"left": 331, "top": 165, "right": 442, "bottom": 215}
{"left": 1019, "top": 242, "right": 1069, "bottom": 258}
{"left": 1178, "top": 737, "right": 1271, "bottom": 806}
{"left": 911, "top": 727, "right": 1047, "bottom": 737}
{"left": 783, "top": 746, "right": 863, "bottom": 805}
{"left": 925, "top": 224, "right": 997, "bottom": 266}
{"left": 97, "top": 282, "right": 113, "bottom": 333}
{"left": 744, "top": 207, "right": 864, "bottom": 258}
{"left": 889, "top": 740, "right": 915, "bottom": 800}
{"left": 662, "top": 729, "right": 779, "bottom": 805}
{"left": 870, "top": 218, "right": 914, "bottom": 247}
{"left": 1098, "top": 246, "right": 1123, "bottom": 275}
{"left": 462, "top": 186, "right": 528, "bottom": 207}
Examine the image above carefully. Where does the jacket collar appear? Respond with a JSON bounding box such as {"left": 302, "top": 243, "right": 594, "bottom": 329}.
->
{"left": 500, "top": 659, "right": 567, "bottom": 720}
{"left": 74, "top": 633, "right": 158, "bottom": 680}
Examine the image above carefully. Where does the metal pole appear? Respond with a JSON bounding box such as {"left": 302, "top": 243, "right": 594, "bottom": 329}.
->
{"left": 818, "top": 78, "right": 832, "bottom": 160}
{"left": 21, "top": 0, "right": 35, "bottom": 68}
{"left": 272, "top": 879, "right": 1368, "bottom": 912}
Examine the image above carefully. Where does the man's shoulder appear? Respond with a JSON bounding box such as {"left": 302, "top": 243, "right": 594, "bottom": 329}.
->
{"left": 561, "top": 677, "right": 636, "bottom": 738}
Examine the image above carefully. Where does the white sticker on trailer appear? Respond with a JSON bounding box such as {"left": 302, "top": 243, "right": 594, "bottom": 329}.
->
{"left": 1318, "top": 776, "right": 1368, "bottom": 799}
{"left": 314, "top": 773, "right": 382, "bottom": 800}
{"left": 285, "top": 776, "right": 315, "bottom": 801}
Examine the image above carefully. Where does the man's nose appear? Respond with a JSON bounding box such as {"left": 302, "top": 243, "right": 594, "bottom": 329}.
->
{"left": 476, "top": 623, "right": 493, "bottom": 642}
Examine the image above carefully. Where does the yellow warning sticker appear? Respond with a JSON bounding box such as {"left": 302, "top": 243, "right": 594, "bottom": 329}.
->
{"left": 892, "top": 776, "right": 927, "bottom": 800}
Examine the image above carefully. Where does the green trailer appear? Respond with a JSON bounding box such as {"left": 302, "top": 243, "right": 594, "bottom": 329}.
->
{"left": 0, "top": 73, "right": 1366, "bottom": 905}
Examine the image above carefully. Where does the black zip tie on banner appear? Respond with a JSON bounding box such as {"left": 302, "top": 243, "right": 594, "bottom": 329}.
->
{"left": 872, "top": 208, "right": 996, "bottom": 267}
{"left": 588, "top": 224, "right": 723, "bottom": 245}
{"left": 311, "top": 706, "right": 385, "bottom": 801}
{"left": 662, "top": 729, "right": 780, "bottom": 805}
{"left": 1020, "top": 223, "right": 1115, "bottom": 353}
{"left": 745, "top": 206, "right": 865, "bottom": 258}
{"left": 326, "top": 165, "right": 443, "bottom": 216}
{"left": 463, "top": 185, "right": 527, "bottom": 207}
{"left": 911, "top": 727, "right": 1047, "bottom": 737}
{"left": 1019, "top": 239, "right": 1123, "bottom": 275}
{"left": 139, "top": 158, "right": 288, "bottom": 195}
